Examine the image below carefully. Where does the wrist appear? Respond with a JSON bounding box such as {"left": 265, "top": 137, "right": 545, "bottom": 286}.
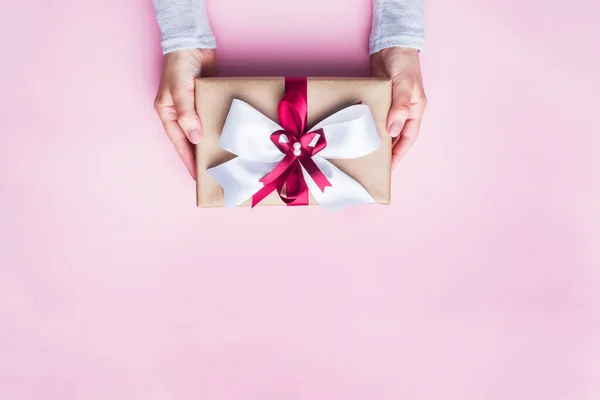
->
{"left": 164, "top": 48, "right": 215, "bottom": 71}
{"left": 375, "top": 47, "right": 418, "bottom": 58}
{"left": 165, "top": 48, "right": 213, "bottom": 60}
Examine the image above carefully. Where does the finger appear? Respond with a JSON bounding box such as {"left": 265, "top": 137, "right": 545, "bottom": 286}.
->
{"left": 391, "top": 118, "right": 422, "bottom": 169}
{"left": 171, "top": 83, "right": 202, "bottom": 144}
{"left": 162, "top": 119, "right": 197, "bottom": 179}
{"left": 387, "top": 80, "right": 413, "bottom": 138}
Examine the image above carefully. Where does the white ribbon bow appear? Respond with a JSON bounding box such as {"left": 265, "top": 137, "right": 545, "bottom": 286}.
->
{"left": 208, "top": 99, "right": 381, "bottom": 211}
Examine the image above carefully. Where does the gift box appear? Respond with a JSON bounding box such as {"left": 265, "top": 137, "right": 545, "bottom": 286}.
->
{"left": 195, "top": 77, "right": 392, "bottom": 210}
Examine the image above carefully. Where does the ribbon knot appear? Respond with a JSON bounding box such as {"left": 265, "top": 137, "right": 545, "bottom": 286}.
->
{"left": 249, "top": 78, "right": 336, "bottom": 207}
{"left": 252, "top": 132, "right": 331, "bottom": 207}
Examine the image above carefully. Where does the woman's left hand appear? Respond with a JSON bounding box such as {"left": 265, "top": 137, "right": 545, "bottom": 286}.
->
{"left": 372, "top": 47, "right": 427, "bottom": 169}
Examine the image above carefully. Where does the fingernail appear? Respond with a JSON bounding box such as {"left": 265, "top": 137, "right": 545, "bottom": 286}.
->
{"left": 188, "top": 129, "right": 201, "bottom": 144}
{"left": 388, "top": 122, "right": 402, "bottom": 138}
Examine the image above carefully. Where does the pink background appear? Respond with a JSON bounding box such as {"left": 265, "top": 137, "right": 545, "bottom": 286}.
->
{"left": 1, "top": 0, "right": 599, "bottom": 399}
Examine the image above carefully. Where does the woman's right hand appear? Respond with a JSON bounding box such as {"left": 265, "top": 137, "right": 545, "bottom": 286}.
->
{"left": 154, "top": 48, "right": 215, "bottom": 179}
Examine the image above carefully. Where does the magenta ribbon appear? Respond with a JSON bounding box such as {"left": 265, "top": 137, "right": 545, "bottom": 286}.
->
{"left": 251, "top": 77, "right": 332, "bottom": 207}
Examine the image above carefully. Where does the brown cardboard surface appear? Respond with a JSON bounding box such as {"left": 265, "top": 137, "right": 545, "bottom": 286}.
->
{"left": 195, "top": 78, "right": 392, "bottom": 207}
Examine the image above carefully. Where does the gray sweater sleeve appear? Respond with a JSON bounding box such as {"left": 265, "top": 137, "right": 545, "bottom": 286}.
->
{"left": 370, "top": 0, "right": 424, "bottom": 53}
{"left": 152, "top": 0, "right": 216, "bottom": 54}
{"left": 152, "top": 0, "right": 423, "bottom": 55}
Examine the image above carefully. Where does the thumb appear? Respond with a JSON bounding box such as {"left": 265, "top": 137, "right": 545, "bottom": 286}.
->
{"left": 387, "top": 82, "right": 412, "bottom": 138}
{"left": 172, "top": 82, "right": 202, "bottom": 144}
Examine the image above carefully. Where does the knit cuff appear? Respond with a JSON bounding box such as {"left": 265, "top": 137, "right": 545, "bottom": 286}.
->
{"left": 369, "top": 34, "right": 424, "bottom": 54}
{"left": 161, "top": 35, "right": 217, "bottom": 55}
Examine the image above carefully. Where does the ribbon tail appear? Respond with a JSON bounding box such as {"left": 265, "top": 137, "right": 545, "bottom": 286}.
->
{"left": 300, "top": 157, "right": 375, "bottom": 211}
{"left": 259, "top": 153, "right": 296, "bottom": 184}
{"left": 251, "top": 180, "right": 278, "bottom": 208}
{"left": 299, "top": 156, "right": 332, "bottom": 192}
{"left": 280, "top": 165, "right": 309, "bottom": 206}
{"left": 208, "top": 158, "right": 282, "bottom": 208}
{"left": 252, "top": 158, "right": 294, "bottom": 207}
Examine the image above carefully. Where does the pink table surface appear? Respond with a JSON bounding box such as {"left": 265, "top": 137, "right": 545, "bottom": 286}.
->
{"left": 1, "top": 0, "right": 599, "bottom": 399}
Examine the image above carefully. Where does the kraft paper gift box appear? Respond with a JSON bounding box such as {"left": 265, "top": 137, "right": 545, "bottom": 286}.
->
{"left": 195, "top": 77, "right": 392, "bottom": 209}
